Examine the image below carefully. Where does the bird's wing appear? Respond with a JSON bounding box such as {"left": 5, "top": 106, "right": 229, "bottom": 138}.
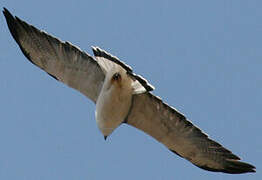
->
{"left": 3, "top": 8, "right": 104, "bottom": 103}
{"left": 126, "top": 92, "right": 256, "bottom": 174}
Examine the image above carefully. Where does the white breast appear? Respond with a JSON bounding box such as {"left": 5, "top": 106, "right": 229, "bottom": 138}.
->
{"left": 95, "top": 66, "right": 133, "bottom": 136}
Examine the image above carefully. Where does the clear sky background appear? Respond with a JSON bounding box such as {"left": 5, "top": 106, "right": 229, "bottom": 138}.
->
{"left": 0, "top": 0, "right": 261, "bottom": 179}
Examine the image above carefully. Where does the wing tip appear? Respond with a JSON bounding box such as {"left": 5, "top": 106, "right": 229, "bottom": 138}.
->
{"left": 197, "top": 159, "right": 256, "bottom": 174}
{"left": 3, "top": 8, "right": 18, "bottom": 40}
{"left": 223, "top": 159, "right": 256, "bottom": 174}
{"left": 3, "top": 7, "right": 11, "bottom": 17}
{"left": 3, "top": 8, "right": 23, "bottom": 41}
{"left": 3, "top": 9, "right": 39, "bottom": 66}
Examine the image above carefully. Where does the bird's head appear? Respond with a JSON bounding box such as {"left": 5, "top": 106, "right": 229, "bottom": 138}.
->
{"left": 104, "top": 66, "right": 132, "bottom": 92}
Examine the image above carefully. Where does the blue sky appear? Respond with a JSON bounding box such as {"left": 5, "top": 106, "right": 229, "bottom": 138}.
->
{"left": 0, "top": 0, "right": 261, "bottom": 179}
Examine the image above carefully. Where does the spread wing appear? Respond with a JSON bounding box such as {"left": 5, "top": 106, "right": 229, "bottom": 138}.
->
{"left": 3, "top": 8, "right": 104, "bottom": 103}
{"left": 126, "top": 93, "right": 256, "bottom": 174}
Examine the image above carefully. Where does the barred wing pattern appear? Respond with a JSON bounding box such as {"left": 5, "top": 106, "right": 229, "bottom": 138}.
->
{"left": 3, "top": 8, "right": 104, "bottom": 103}
{"left": 126, "top": 93, "right": 255, "bottom": 174}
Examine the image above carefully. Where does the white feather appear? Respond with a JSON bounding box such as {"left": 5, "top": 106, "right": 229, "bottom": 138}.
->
{"left": 132, "top": 80, "right": 147, "bottom": 94}
{"left": 95, "top": 56, "right": 116, "bottom": 74}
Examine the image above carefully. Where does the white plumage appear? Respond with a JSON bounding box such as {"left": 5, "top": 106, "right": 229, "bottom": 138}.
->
{"left": 95, "top": 63, "right": 133, "bottom": 136}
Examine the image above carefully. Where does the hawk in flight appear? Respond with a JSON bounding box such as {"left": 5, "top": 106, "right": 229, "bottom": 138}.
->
{"left": 3, "top": 8, "right": 255, "bottom": 174}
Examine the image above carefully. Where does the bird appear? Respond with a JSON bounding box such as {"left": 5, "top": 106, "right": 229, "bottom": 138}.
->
{"left": 3, "top": 8, "right": 256, "bottom": 174}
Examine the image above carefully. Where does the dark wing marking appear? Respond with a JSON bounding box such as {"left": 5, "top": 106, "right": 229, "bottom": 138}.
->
{"left": 126, "top": 92, "right": 256, "bottom": 174}
{"left": 92, "top": 46, "right": 154, "bottom": 91}
{"left": 3, "top": 8, "right": 104, "bottom": 103}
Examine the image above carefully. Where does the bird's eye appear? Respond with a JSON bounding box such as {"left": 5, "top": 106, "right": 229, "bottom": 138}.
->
{"left": 112, "top": 73, "right": 121, "bottom": 81}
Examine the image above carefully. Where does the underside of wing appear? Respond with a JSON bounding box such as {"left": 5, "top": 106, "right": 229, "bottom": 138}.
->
{"left": 126, "top": 93, "right": 256, "bottom": 174}
{"left": 3, "top": 8, "right": 104, "bottom": 102}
